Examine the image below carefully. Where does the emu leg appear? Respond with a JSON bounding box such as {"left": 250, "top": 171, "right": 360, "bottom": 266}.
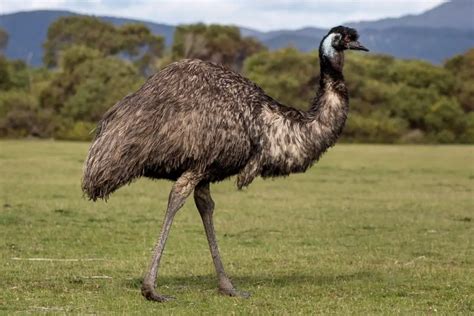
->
{"left": 194, "top": 183, "right": 250, "bottom": 298}
{"left": 141, "top": 172, "right": 199, "bottom": 302}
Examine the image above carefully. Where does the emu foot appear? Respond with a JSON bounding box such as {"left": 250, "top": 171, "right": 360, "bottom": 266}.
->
{"left": 141, "top": 285, "right": 175, "bottom": 302}
{"left": 218, "top": 287, "right": 251, "bottom": 298}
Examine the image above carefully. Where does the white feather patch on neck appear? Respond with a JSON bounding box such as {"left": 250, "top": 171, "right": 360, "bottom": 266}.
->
{"left": 322, "top": 33, "right": 336, "bottom": 58}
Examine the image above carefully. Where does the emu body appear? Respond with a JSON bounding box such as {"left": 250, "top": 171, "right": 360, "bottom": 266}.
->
{"left": 82, "top": 26, "right": 368, "bottom": 301}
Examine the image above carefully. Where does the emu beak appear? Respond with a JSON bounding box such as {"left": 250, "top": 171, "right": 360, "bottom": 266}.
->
{"left": 348, "top": 41, "right": 369, "bottom": 52}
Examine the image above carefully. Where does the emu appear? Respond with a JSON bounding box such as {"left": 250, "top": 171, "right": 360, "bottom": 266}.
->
{"left": 82, "top": 26, "right": 368, "bottom": 302}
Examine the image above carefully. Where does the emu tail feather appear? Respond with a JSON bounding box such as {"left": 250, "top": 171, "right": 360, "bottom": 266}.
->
{"left": 82, "top": 104, "right": 147, "bottom": 201}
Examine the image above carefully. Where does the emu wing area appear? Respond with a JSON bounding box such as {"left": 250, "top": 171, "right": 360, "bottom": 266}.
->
{"left": 85, "top": 60, "right": 263, "bottom": 199}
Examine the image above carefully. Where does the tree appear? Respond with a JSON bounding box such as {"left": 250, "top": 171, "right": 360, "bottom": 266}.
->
{"left": 424, "top": 97, "right": 466, "bottom": 142}
{"left": 445, "top": 49, "right": 474, "bottom": 112}
{"left": 343, "top": 111, "right": 408, "bottom": 143}
{"left": 43, "top": 16, "right": 164, "bottom": 73}
{"left": 1, "top": 19, "right": 471, "bottom": 143}
{"left": 387, "top": 85, "right": 439, "bottom": 129}
{"left": 40, "top": 45, "right": 143, "bottom": 124}
{"left": 244, "top": 48, "right": 317, "bottom": 109}
{"left": 172, "top": 23, "right": 265, "bottom": 71}
{"left": 388, "top": 59, "right": 455, "bottom": 96}
{"left": 460, "top": 112, "right": 474, "bottom": 143}
{"left": 0, "top": 90, "right": 55, "bottom": 138}
{"left": 0, "top": 28, "right": 8, "bottom": 55}
{"left": 0, "top": 56, "right": 29, "bottom": 91}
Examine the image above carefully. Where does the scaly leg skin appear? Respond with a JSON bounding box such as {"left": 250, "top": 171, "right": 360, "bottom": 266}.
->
{"left": 194, "top": 182, "right": 250, "bottom": 298}
{"left": 141, "top": 172, "right": 200, "bottom": 302}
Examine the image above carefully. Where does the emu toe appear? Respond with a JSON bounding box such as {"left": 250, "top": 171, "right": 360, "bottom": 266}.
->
{"left": 219, "top": 287, "right": 251, "bottom": 298}
{"left": 141, "top": 286, "right": 176, "bottom": 302}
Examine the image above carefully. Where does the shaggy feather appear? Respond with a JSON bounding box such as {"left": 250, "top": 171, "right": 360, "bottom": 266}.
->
{"left": 82, "top": 27, "right": 358, "bottom": 201}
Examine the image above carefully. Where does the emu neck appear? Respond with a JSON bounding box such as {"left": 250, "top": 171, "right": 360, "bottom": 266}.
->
{"left": 307, "top": 53, "right": 349, "bottom": 151}
{"left": 258, "top": 52, "right": 349, "bottom": 179}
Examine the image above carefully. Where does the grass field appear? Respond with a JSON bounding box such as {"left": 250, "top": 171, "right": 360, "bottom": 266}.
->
{"left": 0, "top": 140, "right": 473, "bottom": 314}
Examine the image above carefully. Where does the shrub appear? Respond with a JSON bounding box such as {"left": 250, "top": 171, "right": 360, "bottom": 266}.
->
{"left": 56, "top": 120, "right": 96, "bottom": 141}
{"left": 343, "top": 112, "right": 408, "bottom": 143}
{"left": 425, "top": 97, "right": 466, "bottom": 141}
{"left": 0, "top": 90, "right": 55, "bottom": 137}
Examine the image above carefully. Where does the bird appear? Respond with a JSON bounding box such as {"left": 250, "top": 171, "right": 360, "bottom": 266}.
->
{"left": 82, "top": 25, "right": 368, "bottom": 302}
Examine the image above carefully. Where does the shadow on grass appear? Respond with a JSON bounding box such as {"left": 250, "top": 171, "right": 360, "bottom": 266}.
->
{"left": 124, "top": 270, "right": 376, "bottom": 291}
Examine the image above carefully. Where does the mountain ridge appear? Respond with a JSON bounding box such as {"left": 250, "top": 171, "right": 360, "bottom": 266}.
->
{"left": 347, "top": 0, "right": 473, "bottom": 30}
{"left": 1, "top": 0, "right": 473, "bottom": 66}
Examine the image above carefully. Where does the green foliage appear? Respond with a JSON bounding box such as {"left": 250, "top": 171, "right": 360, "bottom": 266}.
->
{"left": 343, "top": 111, "right": 408, "bottom": 143}
{"left": 388, "top": 59, "right": 455, "bottom": 95}
{"left": 459, "top": 112, "right": 474, "bottom": 143}
{"left": 0, "top": 19, "right": 472, "bottom": 143}
{"left": 0, "top": 90, "right": 36, "bottom": 118}
{"left": 0, "top": 57, "right": 57, "bottom": 138}
{"left": 0, "top": 90, "right": 55, "bottom": 137}
{"left": 445, "top": 49, "right": 474, "bottom": 112}
{"left": 0, "top": 28, "right": 7, "bottom": 53}
{"left": 44, "top": 16, "right": 117, "bottom": 66}
{"left": 60, "top": 57, "right": 142, "bottom": 121}
{"left": 57, "top": 120, "right": 97, "bottom": 141}
{"left": 0, "top": 56, "right": 30, "bottom": 90}
{"left": 445, "top": 48, "right": 474, "bottom": 81}
{"left": 424, "top": 97, "right": 467, "bottom": 142}
{"left": 389, "top": 85, "right": 440, "bottom": 128}
{"left": 0, "top": 56, "right": 10, "bottom": 89}
{"left": 59, "top": 45, "right": 103, "bottom": 72}
{"left": 43, "top": 16, "right": 164, "bottom": 73}
{"left": 172, "top": 23, "right": 265, "bottom": 70}
{"left": 39, "top": 45, "right": 143, "bottom": 140}
{"left": 244, "top": 48, "right": 317, "bottom": 109}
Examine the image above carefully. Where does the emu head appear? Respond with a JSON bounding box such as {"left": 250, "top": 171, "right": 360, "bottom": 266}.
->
{"left": 319, "top": 26, "right": 368, "bottom": 71}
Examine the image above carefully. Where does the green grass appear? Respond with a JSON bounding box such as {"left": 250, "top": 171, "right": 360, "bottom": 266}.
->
{"left": 0, "top": 140, "right": 473, "bottom": 314}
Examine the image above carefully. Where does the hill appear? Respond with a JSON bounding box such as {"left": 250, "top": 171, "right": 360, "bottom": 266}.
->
{"left": 246, "top": 0, "right": 474, "bottom": 61}
{"left": 347, "top": 0, "right": 474, "bottom": 30}
{"left": 254, "top": 26, "right": 473, "bottom": 63}
{"left": 0, "top": 10, "right": 175, "bottom": 66}
{"left": 0, "top": 0, "right": 473, "bottom": 65}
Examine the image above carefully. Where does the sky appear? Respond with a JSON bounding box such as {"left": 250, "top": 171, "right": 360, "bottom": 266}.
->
{"left": 0, "top": 0, "right": 446, "bottom": 31}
